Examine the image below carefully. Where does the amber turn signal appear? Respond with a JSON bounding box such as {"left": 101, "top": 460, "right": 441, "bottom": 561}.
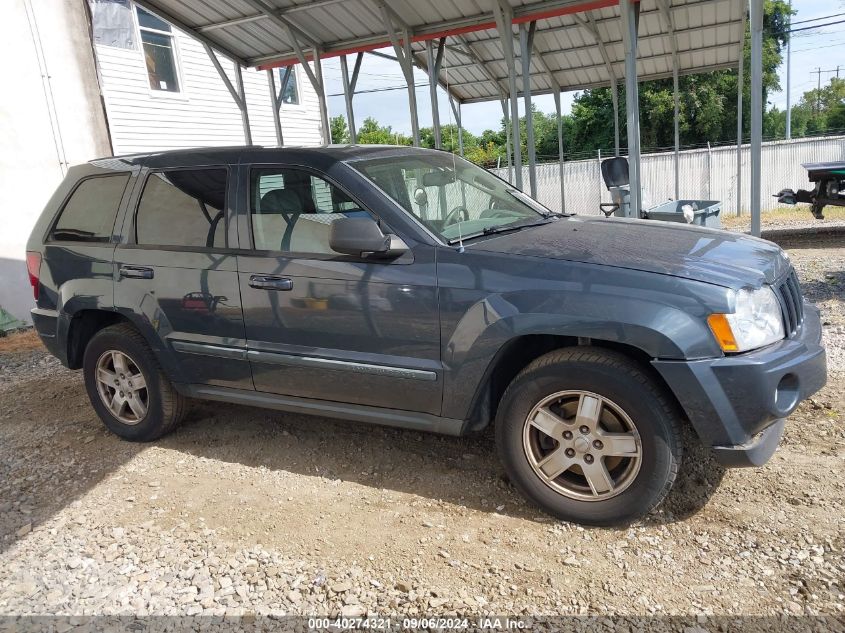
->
{"left": 707, "top": 314, "right": 739, "bottom": 352}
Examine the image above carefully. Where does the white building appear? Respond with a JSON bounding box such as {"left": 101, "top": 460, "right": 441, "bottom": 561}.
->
{"left": 90, "top": 0, "right": 324, "bottom": 153}
{"left": 0, "top": 0, "right": 324, "bottom": 325}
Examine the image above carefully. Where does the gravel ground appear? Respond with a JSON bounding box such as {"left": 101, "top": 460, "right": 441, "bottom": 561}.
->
{"left": 0, "top": 233, "right": 843, "bottom": 627}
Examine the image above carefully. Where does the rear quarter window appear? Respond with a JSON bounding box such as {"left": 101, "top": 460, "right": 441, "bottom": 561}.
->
{"left": 50, "top": 174, "right": 130, "bottom": 243}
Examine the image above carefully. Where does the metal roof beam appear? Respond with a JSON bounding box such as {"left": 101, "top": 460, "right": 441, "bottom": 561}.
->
{"left": 463, "top": 0, "right": 731, "bottom": 48}
{"left": 196, "top": 0, "right": 347, "bottom": 32}
{"left": 237, "top": 0, "right": 320, "bottom": 47}
{"left": 452, "top": 39, "right": 733, "bottom": 89}
{"left": 458, "top": 59, "right": 740, "bottom": 103}
{"left": 248, "top": 0, "right": 620, "bottom": 67}
{"left": 573, "top": 12, "right": 617, "bottom": 83}
{"left": 451, "top": 36, "right": 508, "bottom": 100}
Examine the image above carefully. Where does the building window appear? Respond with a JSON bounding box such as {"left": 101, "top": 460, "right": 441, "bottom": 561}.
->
{"left": 278, "top": 67, "right": 300, "bottom": 105}
{"left": 90, "top": 0, "right": 136, "bottom": 49}
{"left": 136, "top": 5, "right": 180, "bottom": 92}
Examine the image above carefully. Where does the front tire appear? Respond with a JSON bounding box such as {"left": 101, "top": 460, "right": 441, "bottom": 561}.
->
{"left": 83, "top": 324, "right": 185, "bottom": 441}
{"left": 495, "top": 347, "right": 682, "bottom": 526}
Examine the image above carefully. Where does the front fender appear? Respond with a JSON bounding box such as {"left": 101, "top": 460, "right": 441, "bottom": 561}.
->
{"left": 438, "top": 252, "right": 731, "bottom": 421}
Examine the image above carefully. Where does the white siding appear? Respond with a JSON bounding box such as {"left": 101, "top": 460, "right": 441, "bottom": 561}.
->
{"left": 1, "top": 0, "right": 112, "bottom": 322}
{"left": 95, "top": 22, "right": 323, "bottom": 154}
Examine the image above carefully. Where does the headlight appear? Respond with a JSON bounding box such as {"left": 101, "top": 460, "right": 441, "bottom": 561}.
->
{"left": 708, "top": 286, "right": 785, "bottom": 352}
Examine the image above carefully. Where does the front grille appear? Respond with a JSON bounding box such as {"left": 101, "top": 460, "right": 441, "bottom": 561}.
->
{"left": 776, "top": 268, "right": 804, "bottom": 336}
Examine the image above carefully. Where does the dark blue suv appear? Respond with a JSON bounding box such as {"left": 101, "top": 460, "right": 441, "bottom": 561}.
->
{"left": 26, "top": 146, "right": 827, "bottom": 525}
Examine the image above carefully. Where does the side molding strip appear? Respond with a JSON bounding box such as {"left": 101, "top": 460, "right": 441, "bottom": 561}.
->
{"left": 171, "top": 341, "right": 247, "bottom": 361}
{"left": 246, "top": 350, "right": 438, "bottom": 382}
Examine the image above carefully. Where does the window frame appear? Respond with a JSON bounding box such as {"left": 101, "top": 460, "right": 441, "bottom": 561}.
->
{"left": 46, "top": 172, "right": 132, "bottom": 245}
{"left": 134, "top": 2, "right": 185, "bottom": 98}
{"left": 131, "top": 166, "right": 231, "bottom": 252}
{"left": 277, "top": 66, "right": 303, "bottom": 109}
{"left": 245, "top": 164, "right": 394, "bottom": 261}
{"left": 90, "top": 0, "right": 138, "bottom": 51}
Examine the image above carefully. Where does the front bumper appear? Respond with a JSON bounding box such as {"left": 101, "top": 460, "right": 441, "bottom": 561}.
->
{"left": 653, "top": 302, "right": 827, "bottom": 467}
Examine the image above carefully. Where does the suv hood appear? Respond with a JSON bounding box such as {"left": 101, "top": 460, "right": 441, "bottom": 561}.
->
{"left": 468, "top": 215, "right": 790, "bottom": 288}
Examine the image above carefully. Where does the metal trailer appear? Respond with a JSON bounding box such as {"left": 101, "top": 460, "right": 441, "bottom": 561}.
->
{"left": 776, "top": 161, "right": 845, "bottom": 219}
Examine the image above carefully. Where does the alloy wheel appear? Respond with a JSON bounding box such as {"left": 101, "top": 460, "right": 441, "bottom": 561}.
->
{"left": 522, "top": 390, "right": 642, "bottom": 501}
{"left": 94, "top": 350, "right": 149, "bottom": 425}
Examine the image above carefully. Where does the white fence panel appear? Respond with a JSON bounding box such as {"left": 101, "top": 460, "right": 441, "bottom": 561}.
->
{"left": 492, "top": 135, "right": 845, "bottom": 216}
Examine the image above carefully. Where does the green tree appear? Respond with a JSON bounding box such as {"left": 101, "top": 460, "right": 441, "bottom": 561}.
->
{"left": 330, "top": 115, "right": 349, "bottom": 144}
{"left": 789, "top": 77, "right": 845, "bottom": 135}
{"left": 357, "top": 117, "right": 412, "bottom": 145}
{"left": 567, "top": 0, "right": 792, "bottom": 151}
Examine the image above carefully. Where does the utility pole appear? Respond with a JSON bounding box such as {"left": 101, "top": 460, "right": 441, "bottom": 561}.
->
{"left": 785, "top": 0, "right": 792, "bottom": 139}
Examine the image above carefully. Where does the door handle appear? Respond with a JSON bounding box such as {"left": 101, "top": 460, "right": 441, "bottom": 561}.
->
{"left": 119, "top": 265, "right": 154, "bottom": 280}
{"left": 249, "top": 274, "right": 293, "bottom": 291}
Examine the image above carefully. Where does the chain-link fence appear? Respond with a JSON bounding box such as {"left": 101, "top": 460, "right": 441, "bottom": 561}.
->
{"left": 491, "top": 135, "right": 845, "bottom": 216}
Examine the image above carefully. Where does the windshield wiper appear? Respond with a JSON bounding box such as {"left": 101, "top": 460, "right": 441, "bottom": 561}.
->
{"left": 447, "top": 217, "right": 556, "bottom": 245}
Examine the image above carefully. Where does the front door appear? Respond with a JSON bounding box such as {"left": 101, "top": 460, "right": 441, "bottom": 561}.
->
{"left": 236, "top": 165, "right": 442, "bottom": 415}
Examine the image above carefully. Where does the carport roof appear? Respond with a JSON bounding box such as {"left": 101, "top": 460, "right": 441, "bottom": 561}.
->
{"left": 134, "top": 0, "right": 745, "bottom": 104}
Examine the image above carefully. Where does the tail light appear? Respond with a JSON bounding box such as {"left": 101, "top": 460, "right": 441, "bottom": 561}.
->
{"left": 26, "top": 251, "right": 42, "bottom": 301}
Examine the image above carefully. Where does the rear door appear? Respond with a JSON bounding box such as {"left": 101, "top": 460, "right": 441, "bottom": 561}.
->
{"left": 114, "top": 165, "right": 250, "bottom": 389}
{"left": 235, "top": 163, "right": 442, "bottom": 415}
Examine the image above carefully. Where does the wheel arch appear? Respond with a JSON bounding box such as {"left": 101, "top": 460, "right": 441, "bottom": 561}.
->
{"left": 459, "top": 334, "right": 687, "bottom": 435}
{"left": 65, "top": 309, "right": 131, "bottom": 369}
{"left": 64, "top": 309, "right": 184, "bottom": 384}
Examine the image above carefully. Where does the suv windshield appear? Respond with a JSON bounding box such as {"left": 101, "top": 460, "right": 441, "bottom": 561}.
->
{"left": 351, "top": 152, "right": 555, "bottom": 243}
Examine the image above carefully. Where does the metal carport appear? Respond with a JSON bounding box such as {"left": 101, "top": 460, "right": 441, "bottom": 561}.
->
{"left": 130, "top": 0, "right": 767, "bottom": 235}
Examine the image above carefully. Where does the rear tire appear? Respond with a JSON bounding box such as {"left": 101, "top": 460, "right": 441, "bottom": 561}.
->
{"left": 495, "top": 347, "right": 682, "bottom": 526}
{"left": 83, "top": 323, "right": 185, "bottom": 441}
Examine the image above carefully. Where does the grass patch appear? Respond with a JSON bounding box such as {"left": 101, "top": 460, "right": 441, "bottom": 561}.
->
{"left": 721, "top": 205, "right": 845, "bottom": 230}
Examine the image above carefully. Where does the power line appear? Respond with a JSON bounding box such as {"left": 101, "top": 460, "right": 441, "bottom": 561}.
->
{"left": 326, "top": 83, "right": 429, "bottom": 97}
{"left": 771, "top": 18, "right": 845, "bottom": 35}
{"left": 789, "top": 12, "right": 845, "bottom": 26}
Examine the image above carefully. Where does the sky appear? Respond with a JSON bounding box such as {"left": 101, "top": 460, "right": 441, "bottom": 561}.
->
{"left": 317, "top": 0, "right": 845, "bottom": 137}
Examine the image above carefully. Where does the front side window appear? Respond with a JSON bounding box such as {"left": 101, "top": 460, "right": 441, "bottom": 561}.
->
{"left": 353, "top": 153, "right": 550, "bottom": 244}
{"left": 137, "top": 6, "right": 180, "bottom": 92}
{"left": 136, "top": 169, "right": 227, "bottom": 248}
{"left": 51, "top": 174, "right": 130, "bottom": 243}
{"left": 278, "top": 67, "right": 300, "bottom": 105}
{"left": 251, "top": 168, "right": 372, "bottom": 255}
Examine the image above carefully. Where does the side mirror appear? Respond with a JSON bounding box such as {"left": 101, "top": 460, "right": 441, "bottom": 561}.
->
{"left": 330, "top": 217, "right": 408, "bottom": 259}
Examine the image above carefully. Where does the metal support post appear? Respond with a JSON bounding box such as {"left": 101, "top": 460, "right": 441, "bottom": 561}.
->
{"left": 340, "top": 53, "right": 363, "bottom": 143}
{"left": 553, "top": 89, "right": 565, "bottom": 213}
{"left": 204, "top": 44, "right": 251, "bottom": 144}
{"left": 520, "top": 21, "right": 538, "bottom": 197}
{"left": 502, "top": 99, "right": 513, "bottom": 183}
{"left": 750, "top": 0, "right": 763, "bottom": 236}
{"left": 449, "top": 97, "right": 464, "bottom": 156}
{"left": 611, "top": 79, "right": 620, "bottom": 156}
{"left": 620, "top": 0, "right": 642, "bottom": 217}
{"left": 427, "top": 39, "right": 445, "bottom": 148}
{"left": 737, "top": 6, "right": 746, "bottom": 216}
{"left": 492, "top": 0, "right": 522, "bottom": 189}
{"left": 380, "top": 3, "right": 420, "bottom": 145}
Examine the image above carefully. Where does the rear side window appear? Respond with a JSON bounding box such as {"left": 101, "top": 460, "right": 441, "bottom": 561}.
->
{"left": 135, "top": 168, "right": 228, "bottom": 248}
{"left": 51, "top": 174, "right": 129, "bottom": 243}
